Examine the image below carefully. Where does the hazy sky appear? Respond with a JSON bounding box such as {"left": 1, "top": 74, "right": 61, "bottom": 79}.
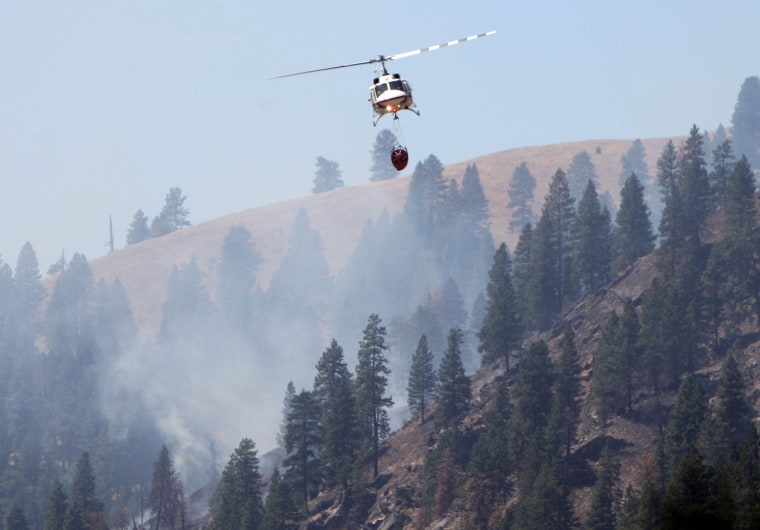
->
{"left": 2, "top": 1, "right": 759, "bottom": 271}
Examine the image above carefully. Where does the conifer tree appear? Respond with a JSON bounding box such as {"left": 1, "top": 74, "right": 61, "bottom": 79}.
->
{"left": 313, "top": 340, "right": 357, "bottom": 487}
{"left": 369, "top": 129, "right": 399, "bottom": 181}
{"left": 355, "top": 314, "right": 393, "bottom": 478}
{"left": 277, "top": 381, "right": 296, "bottom": 449}
{"left": 552, "top": 328, "right": 581, "bottom": 459}
{"left": 407, "top": 334, "right": 436, "bottom": 424}
{"left": 149, "top": 445, "right": 186, "bottom": 530}
{"left": 11, "top": 241, "right": 46, "bottom": 351}
{"left": 657, "top": 140, "right": 683, "bottom": 273}
{"left": 661, "top": 448, "right": 726, "bottom": 529}
{"left": 312, "top": 156, "right": 344, "bottom": 193}
{"left": 477, "top": 242, "right": 522, "bottom": 371}
{"left": 403, "top": 154, "right": 446, "bottom": 238}
{"left": 709, "top": 139, "right": 736, "bottom": 209}
{"left": 613, "top": 173, "right": 655, "bottom": 273}
{"left": 592, "top": 311, "right": 625, "bottom": 421}
{"left": 284, "top": 389, "right": 322, "bottom": 505}
{"left": 126, "top": 209, "right": 151, "bottom": 245}
{"left": 529, "top": 169, "right": 576, "bottom": 328}
{"left": 663, "top": 375, "right": 707, "bottom": 479}
{"left": 436, "top": 328, "right": 471, "bottom": 429}
{"left": 63, "top": 502, "right": 85, "bottom": 530}
{"left": 209, "top": 438, "right": 264, "bottom": 530}
{"left": 507, "top": 162, "right": 536, "bottom": 232}
{"left": 678, "top": 125, "right": 711, "bottom": 247}
{"left": 572, "top": 180, "right": 612, "bottom": 296}
{"left": 44, "top": 479, "right": 67, "bottom": 530}
{"left": 71, "top": 452, "right": 102, "bottom": 522}
{"left": 5, "top": 503, "right": 29, "bottom": 530}
{"left": 151, "top": 187, "right": 190, "bottom": 236}
{"left": 512, "top": 222, "right": 533, "bottom": 328}
{"left": 263, "top": 467, "right": 297, "bottom": 530}
{"left": 586, "top": 444, "right": 621, "bottom": 530}
{"left": 619, "top": 138, "right": 651, "bottom": 189}
{"left": 731, "top": 76, "right": 760, "bottom": 168}
{"left": 217, "top": 225, "right": 261, "bottom": 330}
{"left": 567, "top": 150, "right": 599, "bottom": 200}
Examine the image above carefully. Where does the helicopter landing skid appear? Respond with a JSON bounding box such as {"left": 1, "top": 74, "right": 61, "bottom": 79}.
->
{"left": 373, "top": 108, "right": 420, "bottom": 127}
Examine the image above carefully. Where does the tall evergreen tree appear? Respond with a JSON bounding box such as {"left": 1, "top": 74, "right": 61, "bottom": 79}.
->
{"left": 507, "top": 162, "right": 536, "bottom": 232}
{"left": 619, "top": 138, "right": 651, "bottom": 189}
{"left": 312, "top": 156, "right": 344, "bottom": 193}
{"left": 552, "top": 328, "right": 581, "bottom": 459}
{"left": 529, "top": 169, "right": 576, "bottom": 328}
{"left": 354, "top": 314, "right": 393, "bottom": 478}
{"left": 512, "top": 222, "right": 533, "bottom": 329}
{"left": 567, "top": 150, "right": 599, "bottom": 200}
{"left": 5, "top": 503, "right": 29, "bottom": 530}
{"left": 572, "top": 180, "right": 612, "bottom": 296}
{"left": 657, "top": 140, "right": 683, "bottom": 273}
{"left": 11, "top": 241, "right": 45, "bottom": 351}
{"left": 209, "top": 438, "right": 264, "bottom": 530}
{"left": 263, "top": 467, "right": 297, "bottom": 530}
{"left": 313, "top": 339, "right": 357, "bottom": 487}
{"left": 217, "top": 225, "right": 261, "bottom": 330}
{"left": 586, "top": 444, "right": 622, "bottom": 530}
{"left": 407, "top": 334, "right": 436, "bottom": 424}
{"left": 369, "top": 128, "right": 399, "bottom": 181}
{"left": 661, "top": 448, "right": 726, "bottom": 529}
{"left": 151, "top": 187, "right": 191, "bottom": 236}
{"left": 149, "top": 445, "right": 186, "bottom": 530}
{"left": 71, "top": 452, "right": 103, "bottom": 527}
{"left": 678, "top": 125, "right": 711, "bottom": 248}
{"left": 403, "top": 154, "right": 446, "bottom": 238}
{"left": 126, "top": 209, "right": 151, "bottom": 245}
{"left": 44, "top": 479, "right": 67, "bottom": 530}
{"left": 477, "top": 242, "right": 522, "bottom": 371}
{"left": 436, "top": 328, "right": 471, "bottom": 429}
{"left": 592, "top": 311, "right": 626, "bottom": 420}
{"left": 709, "top": 139, "right": 736, "bottom": 209}
{"left": 731, "top": 76, "right": 760, "bottom": 168}
{"left": 284, "top": 389, "right": 322, "bottom": 504}
{"left": 613, "top": 173, "right": 656, "bottom": 272}
{"left": 277, "top": 381, "right": 296, "bottom": 449}
{"left": 663, "top": 375, "right": 708, "bottom": 480}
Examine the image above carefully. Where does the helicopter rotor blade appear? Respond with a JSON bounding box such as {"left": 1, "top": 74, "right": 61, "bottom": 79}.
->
{"left": 269, "top": 58, "right": 382, "bottom": 79}
{"left": 387, "top": 30, "right": 496, "bottom": 61}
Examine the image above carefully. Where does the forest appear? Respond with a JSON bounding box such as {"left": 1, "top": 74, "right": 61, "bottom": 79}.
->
{"left": 0, "top": 77, "right": 759, "bottom": 529}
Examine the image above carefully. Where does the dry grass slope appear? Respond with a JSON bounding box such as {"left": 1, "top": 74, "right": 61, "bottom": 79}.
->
{"left": 81, "top": 137, "right": 672, "bottom": 339}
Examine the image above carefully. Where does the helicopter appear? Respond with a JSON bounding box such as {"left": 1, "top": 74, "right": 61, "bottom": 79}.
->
{"left": 270, "top": 30, "right": 496, "bottom": 169}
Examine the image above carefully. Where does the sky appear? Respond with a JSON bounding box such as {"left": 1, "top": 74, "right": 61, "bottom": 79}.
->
{"left": 1, "top": 1, "right": 760, "bottom": 272}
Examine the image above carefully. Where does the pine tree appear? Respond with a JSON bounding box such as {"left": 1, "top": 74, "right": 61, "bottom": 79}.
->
{"left": 71, "top": 452, "right": 101, "bottom": 518}
{"left": 507, "top": 162, "right": 536, "bottom": 232}
{"left": 369, "top": 129, "right": 399, "bottom": 181}
{"left": 149, "top": 445, "right": 186, "bottom": 530}
{"left": 663, "top": 376, "right": 708, "bottom": 480}
{"left": 44, "top": 479, "right": 68, "bottom": 530}
{"left": 11, "top": 241, "right": 46, "bottom": 351}
{"left": 657, "top": 140, "right": 683, "bottom": 273}
{"left": 277, "top": 381, "right": 296, "bottom": 449}
{"left": 313, "top": 339, "right": 357, "bottom": 487}
{"left": 5, "top": 503, "right": 29, "bottom": 530}
{"left": 592, "top": 312, "right": 626, "bottom": 421}
{"left": 151, "top": 187, "right": 190, "bottom": 236}
{"left": 126, "top": 209, "right": 151, "bottom": 245}
{"left": 158, "top": 258, "right": 212, "bottom": 342}
{"left": 613, "top": 173, "right": 655, "bottom": 273}
{"left": 312, "top": 156, "right": 344, "bottom": 193}
{"left": 436, "top": 328, "right": 471, "bottom": 429}
{"left": 263, "top": 467, "right": 297, "bottom": 530}
{"left": 217, "top": 225, "right": 261, "bottom": 330}
{"left": 619, "top": 138, "right": 651, "bottom": 189}
{"left": 355, "top": 314, "right": 393, "bottom": 478}
{"left": 586, "top": 444, "right": 622, "bottom": 530}
{"left": 512, "top": 222, "right": 533, "bottom": 328}
{"left": 407, "top": 334, "right": 436, "bottom": 424}
{"left": 661, "top": 448, "right": 725, "bottom": 529}
{"left": 284, "top": 389, "right": 322, "bottom": 504}
{"left": 710, "top": 139, "right": 736, "bottom": 209}
{"left": 209, "top": 438, "right": 264, "bottom": 530}
{"left": 403, "top": 154, "right": 446, "bottom": 238}
{"left": 567, "top": 150, "right": 599, "bottom": 200}
{"left": 678, "top": 125, "right": 711, "bottom": 247}
{"left": 731, "top": 76, "right": 760, "bottom": 168}
{"left": 477, "top": 242, "right": 522, "bottom": 371}
{"left": 529, "top": 168, "right": 576, "bottom": 328}
{"left": 552, "top": 328, "right": 581, "bottom": 459}
{"left": 572, "top": 179, "right": 612, "bottom": 296}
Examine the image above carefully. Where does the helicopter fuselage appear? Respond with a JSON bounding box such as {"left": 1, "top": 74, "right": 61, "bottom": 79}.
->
{"left": 369, "top": 73, "right": 417, "bottom": 120}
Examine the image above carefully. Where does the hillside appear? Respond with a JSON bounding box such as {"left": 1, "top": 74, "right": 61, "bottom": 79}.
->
{"left": 85, "top": 137, "right": 671, "bottom": 339}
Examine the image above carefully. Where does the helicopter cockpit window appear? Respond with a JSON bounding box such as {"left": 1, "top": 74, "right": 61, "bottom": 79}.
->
{"left": 374, "top": 83, "right": 388, "bottom": 97}
{"left": 389, "top": 80, "right": 404, "bottom": 91}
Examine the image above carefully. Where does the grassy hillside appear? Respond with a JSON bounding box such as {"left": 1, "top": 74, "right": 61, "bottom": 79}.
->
{"left": 84, "top": 137, "right": 672, "bottom": 339}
